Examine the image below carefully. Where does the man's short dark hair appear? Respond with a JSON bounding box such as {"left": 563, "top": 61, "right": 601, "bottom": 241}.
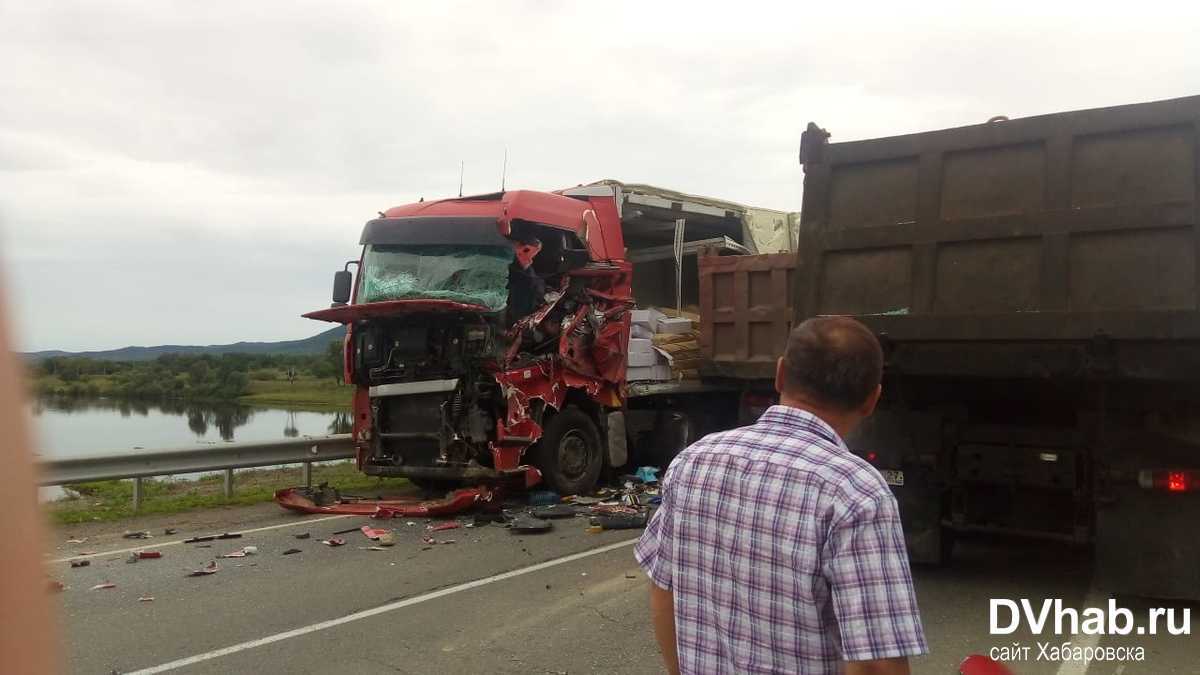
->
{"left": 781, "top": 316, "right": 883, "bottom": 410}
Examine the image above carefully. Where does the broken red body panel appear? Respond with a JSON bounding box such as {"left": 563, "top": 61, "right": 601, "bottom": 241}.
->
{"left": 274, "top": 487, "right": 486, "bottom": 518}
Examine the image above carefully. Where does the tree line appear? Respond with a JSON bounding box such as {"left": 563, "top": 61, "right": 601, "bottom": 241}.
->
{"left": 31, "top": 341, "right": 343, "bottom": 402}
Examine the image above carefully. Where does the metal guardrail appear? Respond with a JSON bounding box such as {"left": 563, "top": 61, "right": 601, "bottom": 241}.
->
{"left": 39, "top": 435, "right": 356, "bottom": 511}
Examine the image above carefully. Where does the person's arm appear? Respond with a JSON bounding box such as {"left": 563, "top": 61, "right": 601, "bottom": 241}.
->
{"left": 634, "top": 465, "right": 681, "bottom": 675}
{"left": 845, "top": 656, "right": 910, "bottom": 675}
{"left": 649, "top": 582, "right": 681, "bottom": 675}
{"left": 823, "top": 490, "right": 928, "bottom": 669}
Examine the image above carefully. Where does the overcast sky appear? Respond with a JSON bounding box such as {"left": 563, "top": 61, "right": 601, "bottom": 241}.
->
{"left": 2, "top": 2, "right": 1199, "bottom": 352}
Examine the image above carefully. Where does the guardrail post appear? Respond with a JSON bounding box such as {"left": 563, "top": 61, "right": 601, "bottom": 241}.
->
{"left": 223, "top": 469, "right": 234, "bottom": 499}
{"left": 303, "top": 461, "right": 313, "bottom": 488}
{"left": 132, "top": 477, "right": 143, "bottom": 512}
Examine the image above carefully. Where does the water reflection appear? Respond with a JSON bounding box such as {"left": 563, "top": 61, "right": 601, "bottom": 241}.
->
{"left": 30, "top": 396, "right": 347, "bottom": 453}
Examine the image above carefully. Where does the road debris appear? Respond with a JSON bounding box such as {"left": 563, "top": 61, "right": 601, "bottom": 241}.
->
{"left": 216, "top": 532, "right": 243, "bottom": 540}
{"left": 128, "top": 550, "right": 163, "bottom": 563}
{"left": 91, "top": 582, "right": 117, "bottom": 590}
{"left": 138, "top": 596, "right": 155, "bottom": 602}
{"left": 360, "top": 525, "right": 390, "bottom": 540}
{"left": 275, "top": 485, "right": 487, "bottom": 518}
{"left": 220, "top": 550, "right": 247, "bottom": 558}
{"left": 427, "top": 521, "right": 461, "bottom": 532}
{"left": 163, "top": 528, "right": 178, "bottom": 535}
{"left": 421, "top": 536, "right": 455, "bottom": 546}
{"left": 123, "top": 531, "right": 151, "bottom": 539}
{"left": 186, "top": 561, "right": 220, "bottom": 576}
{"left": 528, "top": 490, "right": 560, "bottom": 506}
{"left": 184, "top": 532, "right": 242, "bottom": 544}
{"left": 294, "top": 532, "right": 311, "bottom": 539}
{"left": 358, "top": 546, "right": 387, "bottom": 551}
{"left": 332, "top": 527, "right": 359, "bottom": 535}
{"left": 69, "top": 560, "right": 90, "bottom": 568}
{"left": 321, "top": 538, "right": 346, "bottom": 547}
{"left": 633, "top": 466, "right": 660, "bottom": 484}
{"left": 508, "top": 514, "right": 552, "bottom": 533}
{"left": 281, "top": 548, "right": 302, "bottom": 556}
{"left": 66, "top": 537, "right": 88, "bottom": 544}
{"left": 531, "top": 504, "right": 575, "bottom": 519}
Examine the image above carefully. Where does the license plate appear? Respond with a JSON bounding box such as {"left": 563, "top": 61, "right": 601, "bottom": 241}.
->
{"left": 881, "top": 469, "right": 905, "bottom": 486}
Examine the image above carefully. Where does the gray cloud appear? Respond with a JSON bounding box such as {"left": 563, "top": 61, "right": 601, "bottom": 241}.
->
{"left": 2, "top": 1, "right": 1199, "bottom": 350}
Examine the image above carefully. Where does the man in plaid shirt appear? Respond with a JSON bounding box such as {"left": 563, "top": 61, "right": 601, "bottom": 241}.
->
{"left": 636, "top": 316, "right": 927, "bottom": 674}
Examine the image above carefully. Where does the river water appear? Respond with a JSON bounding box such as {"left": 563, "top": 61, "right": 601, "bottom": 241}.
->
{"left": 29, "top": 396, "right": 351, "bottom": 461}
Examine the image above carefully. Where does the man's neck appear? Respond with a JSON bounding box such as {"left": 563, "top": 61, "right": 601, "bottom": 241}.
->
{"left": 775, "top": 395, "right": 858, "bottom": 438}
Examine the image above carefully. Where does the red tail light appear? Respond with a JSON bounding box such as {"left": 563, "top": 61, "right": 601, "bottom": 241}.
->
{"left": 1139, "top": 469, "right": 1198, "bottom": 492}
{"left": 866, "top": 451, "right": 879, "bottom": 463}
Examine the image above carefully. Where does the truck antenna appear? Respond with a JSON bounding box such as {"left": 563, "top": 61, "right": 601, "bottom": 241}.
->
{"left": 501, "top": 148, "right": 508, "bottom": 192}
{"left": 458, "top": 160, "right": 464, "bottom": 197}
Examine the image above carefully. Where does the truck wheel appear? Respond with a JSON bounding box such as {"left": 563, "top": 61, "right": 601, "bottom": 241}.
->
{"left": 533, "top": 406, "right": 603, "bottom": 496}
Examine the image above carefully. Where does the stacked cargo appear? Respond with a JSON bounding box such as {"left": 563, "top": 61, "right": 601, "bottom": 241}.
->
{"left": 626, "top": 308, "right": 705, "bottom": 382}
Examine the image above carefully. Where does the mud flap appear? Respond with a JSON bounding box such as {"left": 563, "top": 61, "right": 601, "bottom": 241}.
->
{"left": 606, "top": 410, "right": 628, "bottom": 468}
{"left": 1095, "top": 486, "right": 1200, "bottom": 601}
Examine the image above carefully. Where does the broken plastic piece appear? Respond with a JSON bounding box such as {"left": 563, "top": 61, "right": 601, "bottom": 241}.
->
{"left": 216, "top": 532, "right": 243, "bottom": 540}
{"left": 183, "top": 535, "right": 215, "bottom": 544}
{"left": 186, "top": 561, "right": 220, "bottom": 576}
{"left": 164, "top": 528, "right": 177, "bottom": 536}
{"left": 66, "top": 537, "right": 88, "bottom": 544}
{"left": 593, "top": 512, "right": 649, "bottom": 530}
{"left": 634, "top": 466, "right": 660, "bottom": 484}
{"left": 360, "top": 525, "right": 390, "bottom": 540}
{"left": 508, "top": 514, "right": 552, "bottom": 533}
{"left": 91, "top": 582, "right": 117, "bottom": 590}
{"left": 135, "top": 551, "right": 162, "bottom": 559}
{"left": 528, "top": 490, "right": 560, "bottom": 506}
{"left": 358, "top": 546, "right": 387, "bottom": 551}
{"left": 220, "top": 550, "right": 247, "bottom": 558}
{"left": 69, "top": 560, "right": 90, "bottom": 568}
{"left": 123, "top": 531, "right": 151, "bottom": 540}
{"left": 294, "top": 532, "right": 311, "bottom": 540}
{"left": 427, "top": 521, "right": 461, "bottom": 532}
{"left": 531, "top": 504, "right": 575, "bottom": 519}
{"left": 139, "top": 596, "right": 155, "bottom": 602}
{"left": 281, "top": 548, "right": 302, "bottom": 555}
{"left": 321, "top": 538, "right": 346, "bottom": 547}
{"left": 242, "top": 546, "right": 257, "bottom": 555}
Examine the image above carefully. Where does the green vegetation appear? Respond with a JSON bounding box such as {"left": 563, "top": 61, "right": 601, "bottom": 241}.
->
{"left": 30, "top": 341, "right": 349, "bottom": 407}
{"left": 49, "top": 462, "right": 406, "bottom": 524}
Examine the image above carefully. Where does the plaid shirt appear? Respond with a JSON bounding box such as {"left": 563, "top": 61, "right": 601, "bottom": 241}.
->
{"left": 635, "top": 405, "right": 927, "bottom": 674}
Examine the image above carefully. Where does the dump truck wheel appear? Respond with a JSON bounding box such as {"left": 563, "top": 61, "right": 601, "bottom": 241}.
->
{"left": 533, "top": 406, "right": 602, "bottom": 496}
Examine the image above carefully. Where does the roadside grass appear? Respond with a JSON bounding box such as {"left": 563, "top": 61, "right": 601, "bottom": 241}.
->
{"left": 48, "top": 462, "right": 404, "bottom": 525}
{"left": 239, "top": 376, "right": 352, "bottom": 408}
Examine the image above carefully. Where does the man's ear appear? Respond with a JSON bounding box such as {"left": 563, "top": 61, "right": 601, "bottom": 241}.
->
{"left": 860, "top": 384, "right": 882, "bottom": 418}
{"left": 774, "top": 357, "right": 786, "bottom": 395}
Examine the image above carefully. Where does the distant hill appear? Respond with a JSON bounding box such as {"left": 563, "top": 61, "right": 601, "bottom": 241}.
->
{"left": 24, "top": 325, "right": 346, "bottom": 362}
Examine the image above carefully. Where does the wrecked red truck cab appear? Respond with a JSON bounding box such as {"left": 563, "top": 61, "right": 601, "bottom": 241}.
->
{"left": 305, "top": 189, "right": 633, "bottom": 495}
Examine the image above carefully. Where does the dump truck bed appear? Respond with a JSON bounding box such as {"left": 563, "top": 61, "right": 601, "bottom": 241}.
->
{"left": 704, "top": 95, "right": 1200, "bottom": 380}
{"left": 799, "top": 95, "right": 1200, "bottom": 340}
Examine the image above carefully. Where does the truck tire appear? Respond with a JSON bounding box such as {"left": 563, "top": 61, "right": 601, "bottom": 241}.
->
{"left": 533, "top": 406, "right": 603, "bottom": 496}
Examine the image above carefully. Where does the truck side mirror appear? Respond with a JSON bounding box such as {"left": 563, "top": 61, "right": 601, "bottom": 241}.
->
{"left": 332, "top": 270, "right": 352, "bottom": 306}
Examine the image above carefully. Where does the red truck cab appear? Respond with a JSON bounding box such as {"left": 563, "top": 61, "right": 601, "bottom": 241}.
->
{"left": 305, "top": 189, "right": 633, "bottom": 495}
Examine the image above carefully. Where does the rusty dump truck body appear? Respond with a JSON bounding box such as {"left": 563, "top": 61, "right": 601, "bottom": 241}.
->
{"left": 702, "top": 95, "right": 1200, "bottom": 600}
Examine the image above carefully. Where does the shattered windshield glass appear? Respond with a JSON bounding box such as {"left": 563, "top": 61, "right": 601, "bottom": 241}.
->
{"left": 358, "top": 244, "right": 512, "bottom": 310}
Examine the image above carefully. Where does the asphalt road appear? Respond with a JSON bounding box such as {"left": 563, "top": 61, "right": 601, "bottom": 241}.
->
{"left": 47, "top": 496, "right": 1199, "bottom": 674}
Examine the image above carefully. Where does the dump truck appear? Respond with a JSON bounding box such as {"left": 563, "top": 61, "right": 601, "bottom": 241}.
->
{"left": 304, "top": 182, "right": 793, "bottom": 496}
{"left": 699, "top": 95, "right": 1200, "bottom": 600}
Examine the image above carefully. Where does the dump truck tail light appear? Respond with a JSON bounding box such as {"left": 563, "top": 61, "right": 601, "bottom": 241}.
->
{"left": 1138, "top": 469, "right": 1198, "bottom": 492}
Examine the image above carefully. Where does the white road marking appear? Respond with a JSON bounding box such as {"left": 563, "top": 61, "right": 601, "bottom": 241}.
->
{"left": 49, "top": 514, "right": 353, "bottom": 563}
{"left": 1055, "top": 589, "right": 1106, "bottom": 675}
{"left": 126, "top": 537, "right": 640, "bottom": 674}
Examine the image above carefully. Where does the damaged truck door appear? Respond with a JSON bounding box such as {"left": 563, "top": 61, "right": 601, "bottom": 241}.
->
{"left": 305, "top": 191, "right": 632, "bottom": 495}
